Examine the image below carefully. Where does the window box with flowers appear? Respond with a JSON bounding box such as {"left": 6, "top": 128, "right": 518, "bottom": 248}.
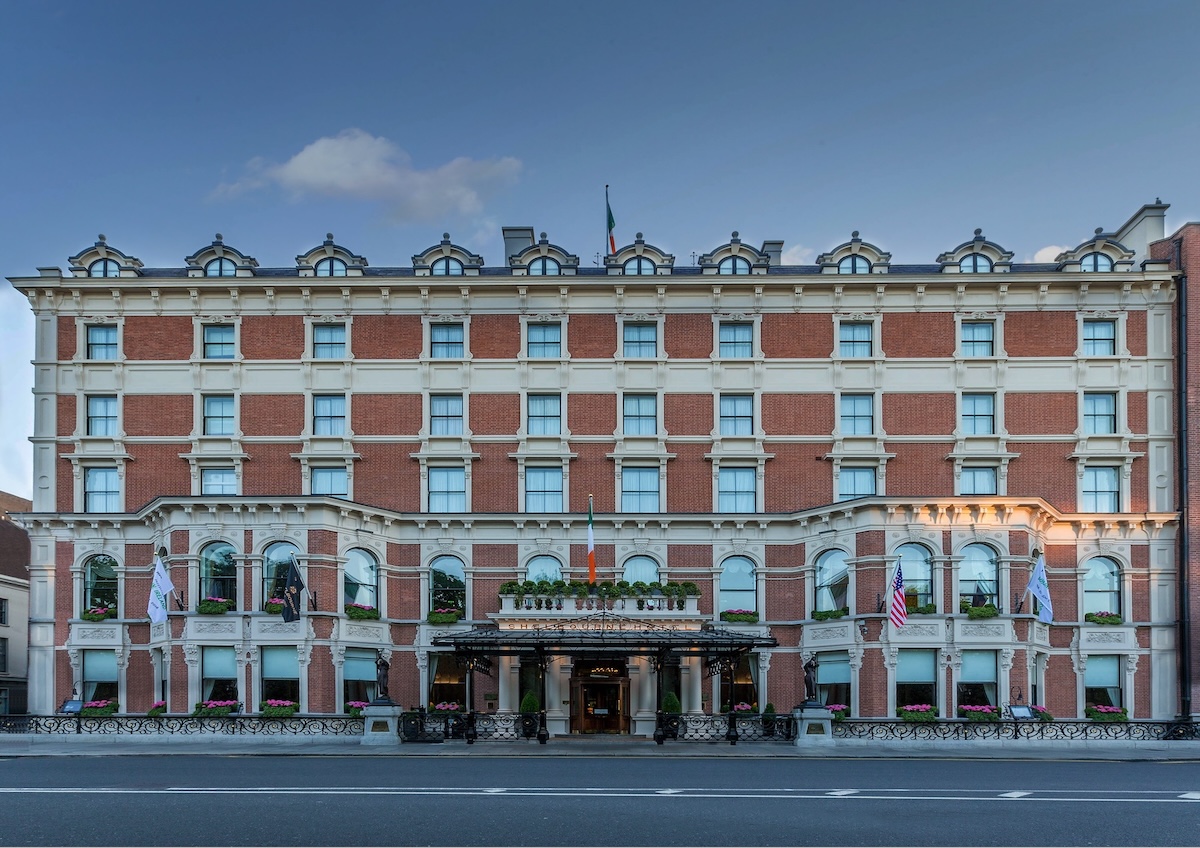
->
{"left": 193, "top": 699, "right": 241, "bottom": 717}
{"left": 427, "top": 608, "right": 461, "bottom": 625}
{"left": 897, "top": 704, "right": 938, "bottom": 722}
{"left": 958, "top": 704, "right": 1000, "bottom": 722}
{"left": 731, "top": 702, "right": 755, "bottom": 713}
{"left": 197, "top": 597, "right": 235, "bottom": 615}
{"left": 1031, "top": 705, "right": 1054, "bottom": 722}
{"left": 812, "top": 607, "right": 849, "bottom": 621}
{"left": 720, "top": 609, "right": 759, "bottom": 623}
{"left": 1084, "top": 611, "right": 1123, "bottom": 625}
{"left": 81, "top": 606, "right": 117, "bottom": 622}
{"left": 344, "top": 603, "right": 381, "bottom": 620}
{"left": 147, "top": 700, "right": 167, "bottom": 718}
{"left": 259, "top": 699, "right": 298, "bottom": 718}
{"left": 964, "top": 603, "right": 1000, "bottom": 619}
{"left": 1086, "top": 705, "right": 1128, "bottom": 722}
{"left": 826, "top": 704, "right": 850, "bottom": 722}
{"left": 81, "top": 699, "right": 119, "bottom": 717}
{"left": 263, "top": 597, "right": 286, "bottom": 615}
{"left": 346, "top": 700, "right": 369, "bottom": 718}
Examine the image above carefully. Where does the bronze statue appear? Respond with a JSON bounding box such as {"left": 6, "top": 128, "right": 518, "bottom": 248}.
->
{"left": 375, "top": 652, "right": 391, "bottom": 702}
{"left": 803, "top": 656, "right": 819, "bottom": 704}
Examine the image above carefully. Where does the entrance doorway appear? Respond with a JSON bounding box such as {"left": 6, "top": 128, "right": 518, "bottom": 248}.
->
{"left": 569, "top": 659, "right": 629, "bottom": 734}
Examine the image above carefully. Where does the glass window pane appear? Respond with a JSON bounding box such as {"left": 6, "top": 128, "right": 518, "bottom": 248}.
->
{"left": 344, "top": 548, "right": 378, "bottom": 608}
{"left": 431, "top": 323, "right": 465, "bottom": 358}
{"left": 896, "top": 649, "right": 936, "bottom": 682}
{"left": 526, "top": 555, "right": 562, "bottom": 582}
{"left": 623, "top": 556, "right": 658, "bottom": 584}
{"left": 719, "top": 322, "right": 753, "bottom": 357}
{"left": 527, "top": 323, "right": 561, "bottom": 358}
{"left": 429, "top": 468, "right": 466, "bottom": 512}
{"left": 201, "top": 468, "right": 237, "bottom": 496}
{"left": 719, "top": 395, "right": 753, "bottom": 435}
{"left": 837, "top": 468, "right": 875, "bottom": 501}
{"left": 311, "top": 467, "right": 347, "bottom": 496}
{"left": 717, "top": 467, "right": 755, "bottom": 512}
{"left": 839, "top": 323, "right": 872, "bottom": 357}
{"left": 525, "top": 467, "right": 564, "bottom": 512}
{"left": 959, "top": 544, "right": 998, "bottom": 607}
{"left": 621, "top": 467, "right": 659, "bottom": 512}
{"left": 719, "top": 556, "right": 756, "bottom": 612}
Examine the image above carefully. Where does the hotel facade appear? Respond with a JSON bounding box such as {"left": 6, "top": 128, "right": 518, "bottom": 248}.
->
{"left": 7, "top": 201, "right": 1189, "bottom": 732}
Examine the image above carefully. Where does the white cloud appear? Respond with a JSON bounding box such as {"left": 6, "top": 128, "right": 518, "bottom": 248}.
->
{"left": 781, "top": 244, "right": 815, "bottom": 265}
{"left": 212, "top": 129, "right": 521, "bottom": 221}
{"left": 1032, "top": 245, "right": 1068, "bottom": 263}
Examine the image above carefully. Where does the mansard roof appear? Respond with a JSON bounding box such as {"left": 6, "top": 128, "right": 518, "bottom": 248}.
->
{"left": 815, "top": 231, "right": 892, "bottom": 273}
{"left": 935, "top": 229, "right": 1014, "bottom": 273}
{"left": 1054, "top": 228, "right": 1136, "bottom": 271}
{"left": 412, "top": 233, "right": 484, "bottom": 275}
{"left": 67, "top": 235, "right": 144, "bottom": 277}
{"left": 604, "top": 233, "right": 675, "bottom": 275}
{"left": 296, "top": 233, "right": 368, "bottom": 276}
{"left": 698, "top": 231, "right": 777, "bottom": 275}
{"left": 184, "top": 234, "right": 259, "bottom": 277}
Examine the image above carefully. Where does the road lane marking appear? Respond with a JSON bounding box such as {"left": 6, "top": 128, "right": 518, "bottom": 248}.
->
{"left": 1178, "top": 792, "right": 1200, "bottom": 800}
{"left": 1000, "top": 791, "right": 1031, "bottom": 798}
{"left": 826, "top": 790, "right": 858, "bottom": 796}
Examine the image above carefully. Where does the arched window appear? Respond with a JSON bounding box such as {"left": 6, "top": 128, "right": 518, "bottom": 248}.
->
{"left": 205, "top": 257, "right": 237, "bottom": 277}
{"left": 315, "top": 257, "right": 347, "bottom": 277}
{"left": 718, "top": 256, "right": 750, "bottom": 275}
{"left": 1080, "top": 252, "right": 1114, "bottom": 272}
{"left": 344, "top": 548, "right": 379, "bottom": 610}
{"left": 528, "top": 257, "right": 560, "bottom": 276}
{"left": 526, "top": 555, "right": 562, "bottom": 583}
{"left": 814, "top": 549, "right": 849, "bottom": 613}
{"left": 200, "top": 541, "right": 237, "bottom": 604}
{"left": 838, "top": 255, "right": 870, "bottom": 274}
{"left": 719, "top": 556, "right": 756, "bottom": 613}
{"left": 261, "top": 541, "right": 298, "bottom": 609}
{"left": 432, "top": 257, "right": 464, "bottom": 276}
{"left": 83, "top": 554, "right": 118, "bottom": 613}
{"left": 430, "top": 555, "right": 466, "bottom": 615}
{"left": 959, "top": 543, "right": 998, "bottom": 609}
{"left": 623, "top": 257, "right": 655, "bottom": 275}
{"left": 895, "top": 544, "right": 934, "bottom": 611}
{"left": 1083, "top": 556, "right": 1120, "bottom": 616}
{"left": 622, "top": 555, "right": 659, "bottom": 585}
{"left": 959, "top": 253, "right": 993, "bottom": 273}
{"left": 88, "top": 258, "right": 120, "bottom": 278}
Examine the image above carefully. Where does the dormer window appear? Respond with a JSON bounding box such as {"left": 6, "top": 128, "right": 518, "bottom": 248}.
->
{"left": 623, "top": 257, "right": 656, "bottom": 275}
{"left": 205, "top": 258, "right": 237, "bottom": 277}
{"left": 432, "top": 257, "right": 464, "bottom": 276}
{"left": 528, "top": 257, "right": 561, "bottom": 276}
{"left": 315, "top": 257, "right": 347, "bottom": 277}
{"left": 718, "top": 256, "right": 751, "bottom": 275}
{"left": 838, "top": 255, "right": 870, "bottom": 274}
{"left": 959, "top": 253, "right": 993, "bottom": 273}
{"left": 1080, "top": 252, "right": 1114, "bottom": 272}
{"left": 88, "top": 259, "right": 120, "bottom": 278}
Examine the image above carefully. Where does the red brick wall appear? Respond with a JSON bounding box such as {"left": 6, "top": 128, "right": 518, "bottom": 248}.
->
{"left": 1126, "top": 310, "right": 1146, "bottom": 357}
{"left": 470, "top": 315, "right": 520, "bottom": 358}
{"left": 242, "top": 443, "right": 302, "bottom": 495}
{"left": 57, "top": 395, "right": 76, "bottom": 437}
{"left": 1127, "top": 391, "right": 1147, "bottom": 434}
{"left": 664, "top": 314, "right": 712, "bottom": 358}
{"left": 124, "top": 395, "right": 192, "bottom": 438}
{"left": 1005, "top": 312, "right": 1077, "bottom": 357}
{"left": 885, "top": 443, "right": 955, "bottom": 497}
{"left": 664, "top": 394, "right": 713, "bottom": 435}
{"left": 764, "top": 444, "right": 833, "bottom": 511}
{"left": 568, "top": 314, "right": 617, "bottom": 358}
{"left": 884, "top": 313, "right": 954, "bottom": 358}
{"left": 567, "top": 394, "right": 616, "bottom": 435}
{"left": 1005, "top": 392, "right": 1077, "bottom": 435}
{"left": 1008, "top": 444, "right": 1077, "bottom": 509}
{"left": 353, "top": 315, "right": 423, "bottom": 359}
{"left": 473, "top": 444, "right": 518, "bottom": 512}
{"left": 569, "top": 445, "right": 615, "bottom": 511}
{"left": 58, "top": 317, "right": 76, "bottom": 360}
{"left": 241, "top": 394, "right": 304, "bottom": 437}
{"left": 353, "top": 443, "right": 422, "bottom": 512}
{"left": 762, "top": 393, "right": 833, "bottom": 434}
{"left": 470, "top": 394, "right": 520, "bottom": 435}
{"left": 56, "top": 446, "right": 72, "bottom": 511}
{"left": 352, "top": 394, "right": 422, "bottom": 436}
{"left": 665, "top": 444, "right": 711, "bottom": 512}
{"left": 761, "top": 314, "right": 832, "bottom": 358}
{"left": 124, "top": 316, "right": 193, "bottom": 360}
{"left": 241, "top": 315, "right": 304, "bottom": 359}
{"left": 884, "top": 394, "right": 954, "bottom": 436}
{"left": 126, "top": 444, "right": 191, "bottom": 507}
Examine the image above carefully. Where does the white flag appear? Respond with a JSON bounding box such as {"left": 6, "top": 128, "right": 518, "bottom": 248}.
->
{"left": 1025, "top": 554, "right": 1053, "bottom": 623}
{"left": 147, "top": 555, "right": 175, "bottom": 624}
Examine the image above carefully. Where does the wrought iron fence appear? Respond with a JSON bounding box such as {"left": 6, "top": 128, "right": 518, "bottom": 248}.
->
{"left": 662, "top": 712, "right": 796, "bottom": 743}
{"left": 0, "top": 714, "right": 363, "bottom": 736}
{"left": 832, "top": 719, "right": 1199, "bottom": 741}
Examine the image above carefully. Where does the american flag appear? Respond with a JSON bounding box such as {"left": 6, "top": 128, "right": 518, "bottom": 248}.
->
{"left": 889, "top": 562, "right": 908, "bottom": 627}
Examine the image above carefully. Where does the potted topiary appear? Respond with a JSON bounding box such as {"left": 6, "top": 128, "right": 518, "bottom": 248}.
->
{"left": 762, "top": 702, "right": 777, "bottom": 736}
{"left": 519, "top": 691, "right": 540, "bottom": 738}
{"left": 660, "top": 691, "right": 683, "bottom": 739}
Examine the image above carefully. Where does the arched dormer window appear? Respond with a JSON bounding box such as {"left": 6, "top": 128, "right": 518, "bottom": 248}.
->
{"left": 936, "top": 229, "right": 1013, "bottom": 273}
{"left": 623, "top": 256, "right": 655, "bottom": 275}
{"left": 89, "top": 259, "right": 121, "bottom": 278}
{"left": 838, "top": 255, "right": 870, "bottom": 274}
{"left": 68, "top": 235, "right": 143, "bottom": 279}
{"left": 315, "top": 257, "right": 347, "bottom": 277}
{"left": 432, "top": 257, "right": 464, "bottom": 276}
{"left": 1080, "top": 252, "right": 1114, "bottom": 272}
{"left": 528, "top": 256, "right": 561, "bottom": 276}
{"left": 718, "top": 256, "right": 751, "bottom": 275}
{"left": 959, "top": 253, "right": 993, "bottom": 273}
{"left": 205, "top": 257, "right": 237, "bottom": 277}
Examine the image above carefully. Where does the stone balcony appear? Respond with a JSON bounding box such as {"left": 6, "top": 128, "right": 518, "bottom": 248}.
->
{"left": 492, "top": 594, "right": 701, "bottom": 620}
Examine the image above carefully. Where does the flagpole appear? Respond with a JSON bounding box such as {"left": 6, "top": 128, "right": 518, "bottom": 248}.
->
{"left": 587, "top": 493, "right": 596, "bottom": 584}
{"left": 605, "top": 185, "right": 610, "bottom": 258}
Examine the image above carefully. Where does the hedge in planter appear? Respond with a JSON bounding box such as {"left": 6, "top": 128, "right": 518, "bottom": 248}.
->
{"left": 958, "top": 704, "right": 1000, "bottom": 722}
{"left": 197, "top": 597, "right": 235, "bottom": 615}
{"left": 81, "top": 606, "right": 117, "bottom": 622}
{"left": 344, "top": 603, "right": 380, "bottom": 620}
{"left": 720, "top": 609, "right": 759, "bottom": 623}
{"left": 426, "top": 609, "right": 461, "bottom": 625}
{"left": 1084, "top": 611, "right": 1123, "bottom": 625}
{"left": 897, "top": 704, "right": 938, "bottom": 722}
{"left": 193, "top": 700, "right": 241, "bottom": 717}
{"left": 1086, "top": 705, "right": 1128, "bottom": 722}
{"left": 81, "top": 699, "right": 119, "bottom": 716}
{"left": 260, "top": 699, "right": 299, "bottom": 717}
{"left": 812, "top": 607, "right": 849, "bottom": 621}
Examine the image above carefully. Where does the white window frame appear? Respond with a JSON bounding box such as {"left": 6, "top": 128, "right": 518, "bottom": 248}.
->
{"left": 719, "top": 394, "right": 754, "bottom": 436}
{"left": 86, "top": 395, "right": 118, "bottom": 437}
{"left": 837, "top": 467, "right": 876, "bottom": 501}
{"left": 430, "top": 394, "right": 465, "bottom": 436}
{"left": 428, "top": 466, "right": 467, "bottom": 512}
{"left": 524, "top": 466, "right": 564, "bottom": 513}
{"left": 717, "top": 466, "right": 756, "bottom": 513}
{"left": 620, "top": 466, "right": 660, "bottom": 513}
{"left": 200, "top": 467, "right": 238, "bottom": 496}
{"left": 311, "top": 466, "right": 349, "bottom": 497}
{"left": 313, "top": 394, "right": 347, "bottom": 436}
{"left": 312, "top": 323, "right": 348, "bottom": 359}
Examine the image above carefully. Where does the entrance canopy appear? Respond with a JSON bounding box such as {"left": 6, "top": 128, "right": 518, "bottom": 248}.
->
{"left": 432, "top": 611, "right": 776, "bottom": 673}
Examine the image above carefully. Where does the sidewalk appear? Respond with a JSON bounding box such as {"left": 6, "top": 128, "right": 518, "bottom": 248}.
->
{"left": 1, "top": 733, "right": 1197, "bottom": 760}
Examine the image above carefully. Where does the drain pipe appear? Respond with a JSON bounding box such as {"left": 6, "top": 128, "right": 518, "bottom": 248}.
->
{"left": 1176, "top": 237, "right": 1192, "bottom": 720}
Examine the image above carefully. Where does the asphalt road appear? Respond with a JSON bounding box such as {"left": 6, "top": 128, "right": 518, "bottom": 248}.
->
{"left": 0, "top": 755, "right": 1197, "bottom": 846}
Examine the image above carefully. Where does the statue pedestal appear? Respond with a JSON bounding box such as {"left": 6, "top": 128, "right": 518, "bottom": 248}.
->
{"left": 361, "top": 704, "right": 402, "bottom": 746}
{"left": 793, "top": 705, "right": 833, "bottom": 746}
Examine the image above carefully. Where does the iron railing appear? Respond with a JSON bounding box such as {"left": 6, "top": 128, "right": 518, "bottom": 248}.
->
{"left": 831, "top": 718, "right": 1199, "bottom": 741}
{"left": 0, "top": 714, "right": 363, "bottom": 736}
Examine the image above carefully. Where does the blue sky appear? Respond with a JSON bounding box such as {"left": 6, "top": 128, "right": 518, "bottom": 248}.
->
{"left": 2, "top": 0, "right": 1199, "bottom": 499}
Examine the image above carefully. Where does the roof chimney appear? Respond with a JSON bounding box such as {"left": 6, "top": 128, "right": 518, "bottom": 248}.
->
{"left": 502, "top": 227, "right": 536, "bottom": 260}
